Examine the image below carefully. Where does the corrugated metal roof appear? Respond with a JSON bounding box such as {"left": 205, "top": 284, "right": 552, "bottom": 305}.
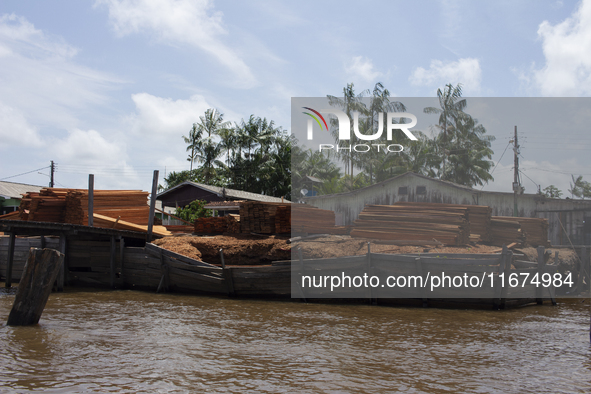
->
{"left": 157, "top": 181, "right": 290, "bottom": 203}
{"left": 0, "top": 181, "right": 43, "bottom": 199}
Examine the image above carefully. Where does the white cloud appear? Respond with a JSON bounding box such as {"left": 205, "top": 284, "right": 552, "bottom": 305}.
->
{"left": 534, "top": 0, "right": 591, "bottom": 96}
{"left": 0, "top": 103, "right": 43, "bottom": 148}
{"left": 0, "top": 13, "right": 121, "bottom": 130}
{"left": 410, "top": 58, "right": 482, "bottom": 94}
{"left": 53, "top": 129, "right": 126, "bottom": 164}
{"left": 344, "top": 56, "right": 383, "bottom": 83}
{"left": 96, "top": 0, "right": 256, "bottom": 87}
{"left": 130, "top": 92, "right": 212, "bottom": 136}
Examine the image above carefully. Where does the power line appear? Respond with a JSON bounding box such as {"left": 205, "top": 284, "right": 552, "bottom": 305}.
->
{"left": 481, "top": 141, "right": 511, "bottom": 190}
{"left": 0, "top": 166, "right": 51, "bottom": 181}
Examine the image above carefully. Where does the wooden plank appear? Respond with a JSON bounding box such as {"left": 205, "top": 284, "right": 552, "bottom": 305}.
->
{"left": 147, "top": 170, "right": 158, "bottom": 242}
{"left": 88, "top": 174, "right": 94, "bottom": 227}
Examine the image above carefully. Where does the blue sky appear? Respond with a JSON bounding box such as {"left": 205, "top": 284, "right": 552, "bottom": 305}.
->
{"left": 0, "top": 0, "right": 590, "bottom": 196}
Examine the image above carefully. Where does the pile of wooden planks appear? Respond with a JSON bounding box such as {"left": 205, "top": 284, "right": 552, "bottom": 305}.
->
{"left": 17, "top": 189, "right": 68, "bottom": 222}
{"left": 240, "top": 202, "right": 291, "bottom": 234}
{"left": 194, "top": 215, "right": 241, "bottom": 234}
{"left": 489, "top": 217, "right": 527, "bottom": 246}
{"left": 350, "top": 204, "right": 470, "bottom": 246}
{"left": 391, "top": 202, "right": 492, "bottom": 242}
{"left": 291, "top": 204, "right": 341, "bottom": 234}
{"left": 63, "top": 189, "right": 150, "bottom": 225}
{"left": 194, "top": 217, "right": 230, "bottom": 234}
{"left": 92, "top": 213, "right": 171, "bottom": 237}
{"left": 492, "top": 216, "right": 549, "bottom": 247}
{"left": 275, "top": 205, "right": 291, "bottom": 234}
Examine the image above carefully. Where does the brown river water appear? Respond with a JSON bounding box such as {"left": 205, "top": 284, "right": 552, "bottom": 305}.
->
{"left": 1, "top": 288, "right": 590, "bottom": 393}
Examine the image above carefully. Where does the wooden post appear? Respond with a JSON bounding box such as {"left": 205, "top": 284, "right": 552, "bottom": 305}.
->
{"left": 219, "top": 248, "right": 226, "bottom": 269}
{"left": 494, "top": 245, "right": 508, "bottom": 310}
{"left": 220, "top": 249, "right": 235, "bottom": 296}
{"left": 549, "top": 251, "right": 557, "bottom": 306}
{"left": 119, "top": 236, "right": 125, "bottom": 284}
{"left": 7, "top": 248, "right": 64, "bottom": 326}
{"left": 40, "top": 235, "right": 46, "bottom": 249}
{"left": 110, "top": 235, "right": 116, "bottom": 288}
{"left": 88, "top": 174, "right": 94, "bottom": 227}
{"left": 367, "top": 242, "right": 376, "bottom": 305}
{"left": 537, "top": 246, "right": 545, "bottom": 305}
{"left": 297, "top": 247, "right": 307, "bottom": 302}
{"left": 57, "top": 234, "right": 66, "bottom": 291}
{"left": 147, "top": 170, "right": 159, "bottom": 243}
{"left": 415, "top": 257, "right": 428, "bottom": 308}
{"left": 5, "top": 232, "right": 15, "bottom": 288}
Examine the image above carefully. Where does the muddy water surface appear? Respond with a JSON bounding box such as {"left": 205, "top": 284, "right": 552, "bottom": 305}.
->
{"left": 1, "top": 289, "right": 590, "bottom": 393}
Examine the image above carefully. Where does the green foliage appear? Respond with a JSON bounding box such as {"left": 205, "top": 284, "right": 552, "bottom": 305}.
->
{"left": 542, "top": 185, "right": 563, "bottom": 198}
{"left": 174, "top": 200, "right": 211, "bottom": 222}
{"left": 178, "top": 109, "right": 292, "bottom": 200}
{"left": 569, "top": 175, "right": 591, "bottom": 199}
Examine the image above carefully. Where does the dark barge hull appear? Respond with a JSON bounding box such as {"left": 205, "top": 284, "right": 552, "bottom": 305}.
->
{"left": 0, "top": 220, "right": 564, "bottom": 309}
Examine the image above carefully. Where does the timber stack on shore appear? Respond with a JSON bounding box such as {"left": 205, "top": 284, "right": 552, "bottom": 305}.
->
{"left": 239, "top": 202, "right": 290, "bottom": 234}
{"left": 194, "top": 216, "right": 240, "bottom": 234}
{"left": 350, "top": 204, "right": 471, "bottom": 246}
{"left": 291, "top": 204, "right": 348, "bottom": 234}
{"left": 390, "top": 202, "right": 492, "bottom": 242}
{"left": 489, "top": 217, "right": 527, "bottom": 246}
{"left": 492, "top": 216, "right": 549, "bottom": 247}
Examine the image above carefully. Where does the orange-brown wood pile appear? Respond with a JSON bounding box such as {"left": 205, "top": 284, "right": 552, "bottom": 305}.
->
{"left": 92, "top": 213, "right": 171, "bottom": 236}
{"left": 194, "top": 217, "right": 230, "bottom": 233}
{"left": 350, "top": 204, "right": 470, "bottom": 246}
{"left": 492, "top": 216, "right": 549, "bottom": 247}
{"left": 489, "top": 217, "right": 527, "bottom": 246}
{"left": 275, "top": 205, "right": 291, "bottom": 234}
{"left": 239, "top": 202, "right": 291, "bottom": 234}
{"left": 390, "top": 202, "right": 492, "bottom": 242}
{"left": 62, "top": 189, "right": 149, "bottom": 225}
{"left": 17, "top": 189, "right": 67, "bottom": 222}
{"left": 291, "top": 204, "right": 344, "bottom": 234}
{"left": 0, "top": 210, "right": 21, "bottom": 220}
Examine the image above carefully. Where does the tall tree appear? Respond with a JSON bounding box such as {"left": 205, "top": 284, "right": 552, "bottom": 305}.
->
{"left": 423, "top": 83, "right": 467, "bottom": 179}
{"left": 327, "top": 83, "right": 369, "bottom": 178}
{"left": 182, "top": 123, "right": 202, "bottom": 171}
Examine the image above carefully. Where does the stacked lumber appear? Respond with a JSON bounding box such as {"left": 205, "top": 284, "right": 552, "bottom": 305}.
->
{"left": 193, "top": 215, "right": 241, "bottom": 234}
{"left": 350, "top": 204, "right": 470, "bottom": 246}
{"left": 492, "top": 216, "right": 549, "bottom": 247}
{"left": 227, "top": 214, "right": 241, "bottom": 233}
{"left": 275, "top": 205, "right": 291, "bottom": 234}
{"left": 194, "top": 217, "right": 230, "bottom": 234}
{"left": 239, "top": 202, "right": 291, "bottom": 234}
{"left": 20, "top": 189, "right": 67, "bottom": 223}
{"left": 489, "top": 217, "right": 527, "bottom": 246}
{"left": 63, "top": 189, "right": 150, "bottom": 225}
{"left": 92, "top": 213, "right": 171, "bottom": 237}
{"left": 291, "top": 204, "right": 338, "bottom": 234}
{"left": 392, "top": 202, "right": 492, "bottom": 242}
{"left": 0, "top": 210, "right": 21, "bottom": 220}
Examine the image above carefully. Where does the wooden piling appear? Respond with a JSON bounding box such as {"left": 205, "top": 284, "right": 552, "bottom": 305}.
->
{"left": 57, "top": 234, "right": 66, "bottom": 291}
{"left": 220, "top": 249, "right": 235, "bottom": 296}
{"left": 7, "top": 248, "right": 64, "bottom": 326}
{"left": 147, "top": 170, "right": 159, "bottom": 243}
{"left": 297, "top": 247, "right": 307, "bottom": 302}
{"left": 88, "top": 174, "right": 94, "bottom": 227}
{"left": 537, "top": 246, "right": 545, "bottom": 305}
{"left": 5, "top": 232, "right": 15, "bottom": 288}
{"left": 110, "top": 235, "right": 116, "bottom": 288}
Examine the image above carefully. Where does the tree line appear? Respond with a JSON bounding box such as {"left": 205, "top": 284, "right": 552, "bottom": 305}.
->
{"left": 163, "top": 82, "right": 588, "bottom": 203}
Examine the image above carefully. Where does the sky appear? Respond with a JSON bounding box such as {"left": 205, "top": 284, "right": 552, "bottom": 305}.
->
{"left": 0, "top": 0, "right": 590, "bottom": 196}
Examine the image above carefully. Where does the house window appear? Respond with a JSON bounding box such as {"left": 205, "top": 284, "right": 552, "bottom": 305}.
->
{"left": 416, "top": 186, "right": 427, "bottom": 195}
{"left": 398, "top": 186, "right": 408, "bottom": 195}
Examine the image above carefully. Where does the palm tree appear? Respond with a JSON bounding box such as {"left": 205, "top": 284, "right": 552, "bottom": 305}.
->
{"left": 183, "top": 123, "right": 202, "bottom": 171}
{"left": 423, "top": 83, "right": 468, "bottom": 179}
{"left": 327, "top": 83, "right": 369, "bottom": 178}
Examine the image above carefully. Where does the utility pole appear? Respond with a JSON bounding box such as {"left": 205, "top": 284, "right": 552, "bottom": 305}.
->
{"left": 50, "top": 161, "right": 55, "bottom": 188}
{"left": 512, "top": 126, "right": 520, "bottom": 217}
